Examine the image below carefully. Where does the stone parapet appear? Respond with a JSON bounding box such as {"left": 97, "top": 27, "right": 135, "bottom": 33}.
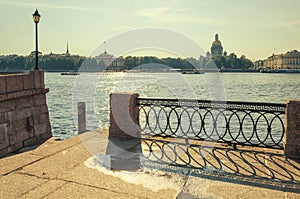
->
{"left": 107, "top": 93, "right": 141, "bottom": 171}
{"left": 0, "top": 70, "right": 51, "bottom": 157}
{"left": 0, "top": 70, "right": 44, "bottom": 94}
{"left": 284, "top": 100, "right": 300, "bottom": 158}
{"left": 109, "top": 92, "right": 140, "bottom": 138}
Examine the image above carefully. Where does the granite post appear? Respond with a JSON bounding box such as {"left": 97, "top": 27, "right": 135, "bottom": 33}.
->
{"left": 106, "top": 92, "right": 141, "bottom": 171}
{"left": 284, "top": 100, "right": 300, "bottom": 158}
{"left": 77, "top": 102, "right": 86, "bottom": 134}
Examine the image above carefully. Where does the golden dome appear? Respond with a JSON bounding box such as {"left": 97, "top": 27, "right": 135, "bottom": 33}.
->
{"left": 212, "top": 34, "right": 222, "bottom": 46}
{"left": 212, "top": 40, "right": 222, "bottom": 46}
{"left": 210, "top": 34, "right": 223, "bottom": 57}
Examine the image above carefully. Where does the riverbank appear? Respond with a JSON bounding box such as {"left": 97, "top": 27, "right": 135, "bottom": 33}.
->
{"left": 1, "top": 129, "right": 299, "bottom": 198}
{"left": 2, "top": 69, "right": 300, "bottom": 74}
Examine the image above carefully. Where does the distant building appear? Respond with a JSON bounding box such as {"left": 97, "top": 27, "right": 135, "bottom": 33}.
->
{"left": 210, "top": 34, "right": 224, "bottom": 58}
{"left": 95, "top": 50, "right": 114, "bottom": 66}
{"left": 42, "top": 41, "right": 77, "bottom": 58}
{"left": 259, "top": 50, "right": 300, "bottom": 69}
{"left": 254, "top": 60, "right": 264, "bottom": 70}
{"left": 95, "top": 41, "right": 114, "bottom": 66}
{"left": 0, "top": 54, "right": 18, "bottom": 60}
{"left": 95, "top": 42, "right": 125, "bottom": 70}
{"left": 109, "top": 56, "right": 126, "bottom": 71}
{"left": 65, "top": 41, "right": 70, "bottom": 56}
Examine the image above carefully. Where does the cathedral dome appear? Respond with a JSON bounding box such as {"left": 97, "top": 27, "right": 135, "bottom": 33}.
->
{"left": 212, "top": 40, "right": 222, "bottom": 46}
{"left": 210, "top": 34, "right": 223, "bottom": 57}
{"left": 212, "top": 34, "right": 222, "bottom": 46}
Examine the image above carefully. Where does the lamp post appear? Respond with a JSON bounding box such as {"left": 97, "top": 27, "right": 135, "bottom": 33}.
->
{"left": 33, "top": 9, "right": 41, "bottom": 70}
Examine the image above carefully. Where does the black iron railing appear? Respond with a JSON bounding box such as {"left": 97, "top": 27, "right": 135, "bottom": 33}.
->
{"left": 137, "top": 98, "right": 286, "bottom": 149}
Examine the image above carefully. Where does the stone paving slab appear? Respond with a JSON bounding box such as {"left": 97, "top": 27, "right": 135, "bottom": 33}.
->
{"left": 177, "top": 175, "right": 300, "bottom": 199}
{"left": 61, "top": 164, "right": 179, "bottom": 199}
{"left": 19, "top": 141, "right": 91, "bottom": 178}
{"left": 0, "top": 152, "right": 42, "bottom": 176}
{"left": 0, "top": 130, "right": 180, "bottom": 199}
{"left": 18, "top": 179, "right": 66, "bottom": 199}
{"left": 43, "top": 182, "right": 140, "bottom": 199}
{"left": 0, "top": 172, "right": 47, "bottom": 198}
{"left": 1, "top": 130, "right": 300, "bottom": 199}
{"left": 31, "top": 132, "right": 98, "bottom": 156}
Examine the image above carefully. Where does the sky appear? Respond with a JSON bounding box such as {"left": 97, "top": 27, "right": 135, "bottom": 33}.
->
{"left": 0, "top": 0, "right": 299, "bottom": 60}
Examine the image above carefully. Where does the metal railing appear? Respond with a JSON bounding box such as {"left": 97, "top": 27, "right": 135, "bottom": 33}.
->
{"left": 138, "top": 98, "right": 286, "bottom": 149}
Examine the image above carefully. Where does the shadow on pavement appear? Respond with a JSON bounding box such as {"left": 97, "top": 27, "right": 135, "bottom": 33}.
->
{"left": 141, "top": 137, "right": 300, "bottom": 193}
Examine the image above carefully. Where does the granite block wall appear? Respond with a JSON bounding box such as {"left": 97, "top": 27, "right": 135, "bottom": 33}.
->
{"left": 0, "top": 70, "right": 51, "bottom": 157}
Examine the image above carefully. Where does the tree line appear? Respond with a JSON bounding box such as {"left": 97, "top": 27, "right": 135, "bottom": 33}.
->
{"left": 0, "top": 53, "right": 253, "bottom": 72}
{"left": 123, "top": 56, "right": 194, "bottom": 70}
{"left": 0, "top": 55, "right": 85, "bottom": 71}
{"left": 198, "top": 53, "right": 254, "bottom": 69}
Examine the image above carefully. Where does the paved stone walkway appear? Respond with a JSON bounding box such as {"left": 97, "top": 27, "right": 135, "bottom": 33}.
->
{"left": 1, "top": 130, "right": 300, "bottom": 198}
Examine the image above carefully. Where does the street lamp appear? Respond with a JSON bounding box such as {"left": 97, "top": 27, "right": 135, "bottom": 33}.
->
{"left": 33, "top": 9, "right": 41, "bottom": 70}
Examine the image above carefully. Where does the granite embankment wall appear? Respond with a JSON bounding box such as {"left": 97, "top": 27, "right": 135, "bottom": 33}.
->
{"left": 0, "top": 70, "right": 51, "bottom": 157}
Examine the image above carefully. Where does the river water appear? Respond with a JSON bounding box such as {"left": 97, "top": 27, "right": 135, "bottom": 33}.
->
{"left": 45, "top": 72, "right": 300, "bottom": 139}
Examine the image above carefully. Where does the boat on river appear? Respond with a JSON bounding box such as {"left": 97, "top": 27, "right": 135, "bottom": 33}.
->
{"left": 260, "top": 69, "right": 300, "bottom": 73}
{"left": 60, "top": 71, "right": 80, "bottom": 75}
{"left": 181, "top": 69, "right": 204, "bottom": 74}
